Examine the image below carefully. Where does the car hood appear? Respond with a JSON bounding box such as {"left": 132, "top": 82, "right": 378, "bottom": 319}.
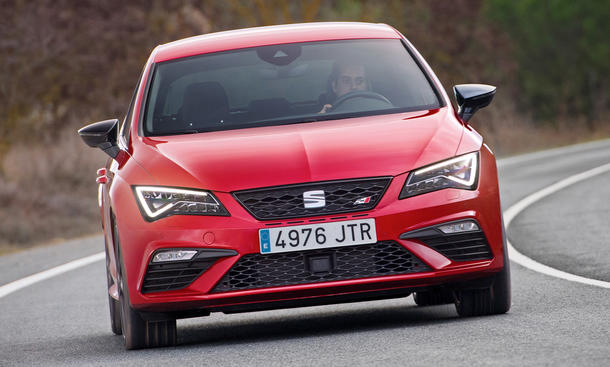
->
{"left": 136, "top": 108, "right": 465, "bottom": 192}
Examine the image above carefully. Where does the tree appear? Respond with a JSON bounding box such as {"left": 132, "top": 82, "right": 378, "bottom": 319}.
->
{"left": 486, "top": 0, "right": 610, "bottom": 127}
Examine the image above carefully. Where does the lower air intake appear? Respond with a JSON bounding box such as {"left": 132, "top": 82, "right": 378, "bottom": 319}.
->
{"left": 141, "top": 259, "right": 217, "bottom": 293}
{"left": 414, "top": 231, "right": 493, "bottom": 262}
{"left": 212, "top": 241, "right": 430, "bottom": 293}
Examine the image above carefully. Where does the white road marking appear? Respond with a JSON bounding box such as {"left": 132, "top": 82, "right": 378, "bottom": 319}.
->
{"left": 2, "top": 142, "right": 610, "bottom": 298}
{"left": 503, "top": 162, "right": 610, "bottom": 289}
{"left": 0, "top": 252, "right": 105, "bottom": 298}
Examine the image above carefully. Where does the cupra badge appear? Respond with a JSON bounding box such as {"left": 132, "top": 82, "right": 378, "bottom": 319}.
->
{"left": 303, "top": 190, "right": 326, "bottom": 208}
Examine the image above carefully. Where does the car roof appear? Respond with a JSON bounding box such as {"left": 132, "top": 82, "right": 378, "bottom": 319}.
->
{"left": 152, "top": 22, "right": 401, "bottom": 63}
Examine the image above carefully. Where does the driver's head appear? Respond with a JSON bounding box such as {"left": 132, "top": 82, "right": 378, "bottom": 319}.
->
{"left": 331, "top": 62, "right": 368, "bottom": 98}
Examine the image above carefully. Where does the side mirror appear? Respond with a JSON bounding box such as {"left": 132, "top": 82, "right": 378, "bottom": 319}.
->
{"left": 453, "top": 84, "right": 496, "bottom": 122}
{"left": 78, "top": 119, "right": 120, "bottom": 158}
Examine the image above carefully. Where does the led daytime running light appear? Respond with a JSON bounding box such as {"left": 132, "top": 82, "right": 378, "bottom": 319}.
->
{"left": 400, "top": 152, "right": 479, "bottom": 199}
{"left": 135, "top": 186, "right": 208, "bottom": 218}
{"left": 413, "top": 153, "right": 478, "bottom": 186}
{"left": 134, "top": 186, "right": 228, "bottom": 220}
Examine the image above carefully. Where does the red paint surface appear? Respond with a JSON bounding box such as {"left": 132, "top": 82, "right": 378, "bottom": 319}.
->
{"left": 134, "top": 108, "right": 462, "bottom": 191}
{"left": 153, "top": 22, "right": 401, "bottom": 63}
{"left": 97, "top": 23, "right": 504, "bottom": 313}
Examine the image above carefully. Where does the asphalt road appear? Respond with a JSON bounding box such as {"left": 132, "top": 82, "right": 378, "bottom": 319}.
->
{"left": 1, "top": 139, "right": 609, "bottom": 366}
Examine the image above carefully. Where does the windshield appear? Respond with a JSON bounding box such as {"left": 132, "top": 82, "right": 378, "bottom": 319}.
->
{"left": 143, "top": 39, "right": 441, "bottom": 136}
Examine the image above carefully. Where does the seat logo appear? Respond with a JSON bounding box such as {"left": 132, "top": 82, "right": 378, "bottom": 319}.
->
{"left": 303, "top": 190, "right": 326, "bottom": 208}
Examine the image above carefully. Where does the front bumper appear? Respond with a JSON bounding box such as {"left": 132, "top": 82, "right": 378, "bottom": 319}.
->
{"left": 113, "top": 148, "right": 504, "bottom": 314}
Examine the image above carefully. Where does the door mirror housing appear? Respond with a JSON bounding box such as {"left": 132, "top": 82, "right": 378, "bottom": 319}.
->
{"left": 453, "top": 84, "right": 496, "bottom": 122}
{"left": 78, "top": 119, "right": 120, "bottom": 158}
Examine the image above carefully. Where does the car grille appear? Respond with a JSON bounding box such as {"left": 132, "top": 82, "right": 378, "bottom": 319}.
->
{"left": 414, "top": 231, "right": 493, "bottom": 262}
{"left": 141, "top": 259, "right": 217, "bottom": 293}
{"left": 233, "top": 177, "right": 392, "bottom": 220}
{"left": 211, "top": 241, "right": 430, "bottom": 293}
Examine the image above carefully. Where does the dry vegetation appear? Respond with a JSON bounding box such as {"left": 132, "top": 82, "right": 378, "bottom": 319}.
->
{"left": 0, "top": 130, "right": 106, "bottom": 253}
{"left": 472, "top": 102, "right": 610, "bottom": 157}
{"left": 0, "top": 0, "right": 607, "bottom": 252}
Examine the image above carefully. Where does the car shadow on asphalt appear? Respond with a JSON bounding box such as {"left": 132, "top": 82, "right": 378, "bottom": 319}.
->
{"left": 177, "top": 300, "right": 461, "bottom": 348}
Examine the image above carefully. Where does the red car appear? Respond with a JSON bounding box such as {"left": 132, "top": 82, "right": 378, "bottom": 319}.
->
{"left": 79, "top": 22, "right": 510, "bottom": 349}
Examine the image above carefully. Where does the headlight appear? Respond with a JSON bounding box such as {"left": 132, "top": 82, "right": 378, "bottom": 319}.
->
{"left": 399, "top": 152, "right": 479, "bottom": 199}
{"left": 133, "top": 186, "right": 229, "bottom": 221}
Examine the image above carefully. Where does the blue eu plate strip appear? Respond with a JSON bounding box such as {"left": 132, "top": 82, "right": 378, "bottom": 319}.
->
{"left": 259, "top": 229, "right": 271, "bottom": 253}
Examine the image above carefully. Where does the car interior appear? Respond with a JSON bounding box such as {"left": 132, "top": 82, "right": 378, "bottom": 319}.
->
{"left": 146, "top": 39, "right": 440, "bottom": 135}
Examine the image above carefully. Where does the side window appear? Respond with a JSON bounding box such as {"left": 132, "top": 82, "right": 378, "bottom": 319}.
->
{"left": 120, "top": 78, "right": 141, "bottom": 145}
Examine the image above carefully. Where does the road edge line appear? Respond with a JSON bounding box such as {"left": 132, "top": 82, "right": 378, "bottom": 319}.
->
{"left": 503, "top": 163, "right": 610, "bottom": 289}
{"left": 0, "top": 252, "right": 105, "bottom": 298}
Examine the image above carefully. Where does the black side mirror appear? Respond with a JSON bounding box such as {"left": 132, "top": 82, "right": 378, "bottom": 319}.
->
{"left": 78, "top": 119, "right": 120, "bottom": 158}
{"left": 453, "top": 84, "right": 496, "bottom": 122}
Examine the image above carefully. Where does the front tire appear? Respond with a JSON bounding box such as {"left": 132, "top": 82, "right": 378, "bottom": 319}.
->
{"left": 108, "top": 292, "right": 122, "bottom": 335}
{"left": 105, "top": 241, "right": 122, "bottom": 335}
{"left": 454, "top": 262, "right": 511, "bottom": 316}
{"left": 455, "top": 219, "right": 511, "bottom": 316}
{"left": 115, "top": 223, "right": 177, "bottom": 349}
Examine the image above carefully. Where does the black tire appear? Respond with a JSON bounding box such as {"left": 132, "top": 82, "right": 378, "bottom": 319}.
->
{"left": 454, "top": 264, "right": 510, "bottom": 317}
{"left": 105, "top": 241, "right": 122, "bottom": 335}
{"left": 455, "top": 218, "right": 512, "bottom": 317}
{"left": 115, "top": 224, "right": 177, "bottom": 349}
{"left": 490, "top": 253, "right": 511, "bottom": 314}
{"left": 454, "top": 287, "right": 493, "bottom": 317}
{"left": 108, "top": 294, "right": 123, "bottom": 335}
{"left": 413, "top": 289, "right": 454, "bottom": 306}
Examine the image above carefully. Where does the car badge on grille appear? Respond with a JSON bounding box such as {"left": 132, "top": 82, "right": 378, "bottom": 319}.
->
{"left": 353, "top": 196, "right": 372, "bottom": 205}
{"left": 303, "top": 190, "right": 326, "bottom": 208}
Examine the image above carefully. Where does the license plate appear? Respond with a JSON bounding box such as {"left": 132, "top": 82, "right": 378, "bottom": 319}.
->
{"left": 259, "top": 218, "right": 376, "bottom": 254}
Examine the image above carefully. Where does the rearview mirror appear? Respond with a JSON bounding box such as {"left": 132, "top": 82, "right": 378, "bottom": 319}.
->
{"left": 453, "top": 84, "right": 496, "bottom": 122}
{"left": 77, "top": 119, "right": 120, "bottom": 158}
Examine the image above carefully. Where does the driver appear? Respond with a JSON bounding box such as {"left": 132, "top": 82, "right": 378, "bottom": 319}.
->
{"left": 319, "top": 62, "right": 369, "bottom": 113}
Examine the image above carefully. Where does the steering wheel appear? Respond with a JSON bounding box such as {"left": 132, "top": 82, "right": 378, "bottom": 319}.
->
{"left": 330, "top": 91, "right": 392, "bottom": 112}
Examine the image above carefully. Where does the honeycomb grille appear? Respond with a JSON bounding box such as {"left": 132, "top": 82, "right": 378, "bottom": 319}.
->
{"left": 233, "top": 177, "right": 392, "bottom": 220}
{"left": 416, "top": 231, "right": 493, "bottom": 262}
{"left": 141, "top": 259, "right": 216, "bottom": 293}
{"left": 212, "top": 241, "right": 430, "bottom": 293}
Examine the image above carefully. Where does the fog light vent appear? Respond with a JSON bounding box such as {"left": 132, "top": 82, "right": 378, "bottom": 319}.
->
{"left": 152, "top": 250, "right": 197, "bottom": 263}
{"left": 400, "top": 219, "right": 492, "bottom": 262}
{"left": 437, "top": 220, "right": 479, "bottom": 234}
{"left": 142, "top": 248, "right": 238, "bottom": 293}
